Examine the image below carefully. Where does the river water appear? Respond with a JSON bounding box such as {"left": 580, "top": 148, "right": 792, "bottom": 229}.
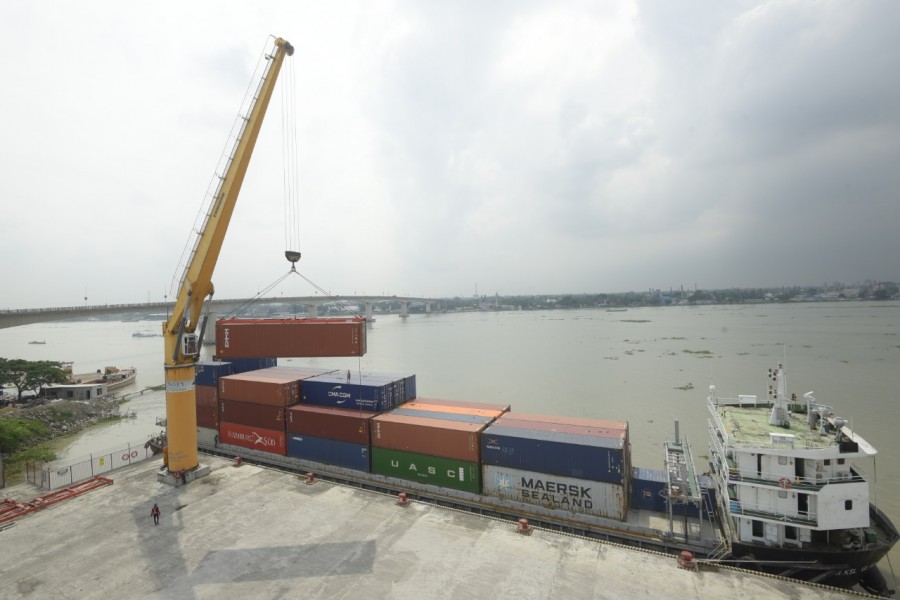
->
{"left": 3, "top": 302, "right": 899, "bottom": 570}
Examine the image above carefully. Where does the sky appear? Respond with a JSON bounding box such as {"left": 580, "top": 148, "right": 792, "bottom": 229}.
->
{"left": 1, "top": 1, "right": 898, "bottom": 309}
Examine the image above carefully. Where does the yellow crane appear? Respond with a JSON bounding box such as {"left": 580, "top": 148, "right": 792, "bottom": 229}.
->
{"left": 162, "top": 37, "right": 294, "bottom": 478}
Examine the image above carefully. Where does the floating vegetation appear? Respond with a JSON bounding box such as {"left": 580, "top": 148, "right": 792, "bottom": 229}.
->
{"left": 662, "top": 336, "right": 687, "bottom": 340}
{"left": 621, "top": 319, "right": 651, "bottom": 323}
{"left": 675, "top": 383, "right": 694, "bottom": 391}
{"left": 840, "top": 360, "right": 849, "bottom": 364}
{"left": 683, "top": 349, "right": 713, "bottom": 355}
{"left": 603, "top": 356, "right": 620, "bottom": 360}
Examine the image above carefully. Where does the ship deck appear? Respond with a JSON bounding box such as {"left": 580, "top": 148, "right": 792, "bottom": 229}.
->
{"left": 712, "top": 400, "right": 870, "bottom": 453}
{"left": 0, "top": 456, "right": 865, "bottom": 599}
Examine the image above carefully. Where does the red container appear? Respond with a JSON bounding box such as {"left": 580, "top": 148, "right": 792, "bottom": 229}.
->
{"left": 218, "top": 373, "right": 300, "bottom": 407}
{"left": 196, "top": 405, "right": 218, "bottom": 429}
{"left": 403, "top": 400, "right": 507, "bottom": 420}
{"left": 219, "top": 421, "right": 286, "bottom": 455}
{"left": 412, "top": 397, "right": 511, "bottom": 413}
{"left": 220, "top": 399, "right": 286, "bottom": 431}
{"left": 498, "top": 411, "right": 627, "bottom": 431}
{"left": 371, "top": 414, "right": 485, "bottom": 462}
{"left": 215, "top": 317, "right": 366, "bottom": 359}
{"left": 286, "top": 405, "right": 375, "bottom": 445}
{"left": 195, "top": 384, "right": 218, "bottom": 408}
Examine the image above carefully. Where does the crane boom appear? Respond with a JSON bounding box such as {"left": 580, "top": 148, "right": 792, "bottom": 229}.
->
{"left": 163, "top": 37, "right": 294, "bottom": 475}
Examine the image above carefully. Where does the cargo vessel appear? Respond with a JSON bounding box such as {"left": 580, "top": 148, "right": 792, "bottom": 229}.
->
{"left": 706, "top": 363, "right": 899, "bottom": 594}
{"left": 186, "top": 357, "right": 896, "bottom": 595}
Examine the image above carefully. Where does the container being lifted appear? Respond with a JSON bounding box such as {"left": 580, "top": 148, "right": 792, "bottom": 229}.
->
{"left": 215, "top": 317, "right": 367, "bottom": 359}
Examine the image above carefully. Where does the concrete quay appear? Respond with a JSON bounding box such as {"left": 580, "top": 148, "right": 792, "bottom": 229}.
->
{"left": 0, "top": 457, "right": 866, "bottom": 600}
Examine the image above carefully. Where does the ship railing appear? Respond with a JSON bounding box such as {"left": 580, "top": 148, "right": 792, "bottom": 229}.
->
{"left": 727, "top": 499, "right": 818, "bottom": 526}
{"left": 728, "top": 469, "right": 866, "bottom": 490}
{"left": 707, "top": 419, "right": 726, "bottom": 457}
{"left": 706, "top": 399, "right": 729, "bottom": 444}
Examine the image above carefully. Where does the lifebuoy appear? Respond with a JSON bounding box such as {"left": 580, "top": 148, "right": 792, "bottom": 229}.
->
{"left": 778, "top": 477, "right": 792, "bottom": 489}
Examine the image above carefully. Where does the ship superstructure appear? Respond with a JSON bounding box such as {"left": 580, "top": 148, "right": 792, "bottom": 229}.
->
{"left": 706, "top": 363, "right": 898, "bottom": 591}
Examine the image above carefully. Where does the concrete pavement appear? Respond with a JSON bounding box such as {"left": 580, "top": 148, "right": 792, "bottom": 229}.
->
{"left": 0, "top": 457, "right": 868, "bottom": 599}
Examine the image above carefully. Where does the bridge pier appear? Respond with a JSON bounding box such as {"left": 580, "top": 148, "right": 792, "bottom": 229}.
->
{"left": 365, "top": 302, "right": 374, "bottom": 321}
{"left": 425, "top": 302, "right": 432, "bottom": 314}
{"left": 309, "top": 304, "right": 318, "bottom": 318}
{"left": 400, "top": 302, "right": 408, "bottom": 318}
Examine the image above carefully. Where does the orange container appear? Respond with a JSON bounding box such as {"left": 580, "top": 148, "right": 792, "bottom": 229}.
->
{"left": 371, "top": 413, "right": 486, "bottom": 462}
{"left": 402, "top": 400, "right": 506, "bottom": 420}
{"left": 412, "top": 397, "right": 511, "bottom": 413}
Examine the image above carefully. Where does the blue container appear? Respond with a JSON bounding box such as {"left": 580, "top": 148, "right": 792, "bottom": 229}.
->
{"left": 481, "top": 424, "right": 626, "bottom": 484}
{"left": 286, "top": 434, "right": 370, "bottom": 472}
{"left": 377, "top": 372, "right": 417, "bottom": 402}
{"left": 388, "top": 407, "right": 493, "bottom": 425}
{"left": 630, "top": 467, "right": 668, "bottom": 513}
{"left": 302, "top": 372, "right": 406, "bottom": 411}
{"left": 194, "top": 361, "right": 233, "bottom": 387}
{"left": 223, "top": 357, "right": 277, "bottom": 374}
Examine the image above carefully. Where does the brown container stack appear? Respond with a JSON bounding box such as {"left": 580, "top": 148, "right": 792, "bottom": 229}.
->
{"left": 215, "top": 317, "right": 367, "bottom": 359}
{"left": 216, "top": 368, "right": 327, "bottom": 457}
{"left": 195, "top": 385, "right": 219, "bottom": 429}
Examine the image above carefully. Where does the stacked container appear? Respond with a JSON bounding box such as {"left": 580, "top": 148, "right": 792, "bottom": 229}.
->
{"left": 370, "top": 399, "right": 506, "bottom": 493}
{"left": 481, "top": 412, "right": 631, "bottom": 520}
{"left": 194, "top": 361, "right": 233, "bottom": 435}
{"left": 285, "top": 405, "right": 376, "bottom": 472}
{"left": 217, "top": 366, "right": 331, "bottom": 455}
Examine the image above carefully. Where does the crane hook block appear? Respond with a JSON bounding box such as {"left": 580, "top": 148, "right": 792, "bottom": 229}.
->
{"left": 285, "top": 250, "right": 301, "bottom": 264}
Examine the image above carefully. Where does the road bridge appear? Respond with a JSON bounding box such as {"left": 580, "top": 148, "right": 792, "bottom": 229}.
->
{"left": 0, "top": 296, "right": 442, "bottom": 330}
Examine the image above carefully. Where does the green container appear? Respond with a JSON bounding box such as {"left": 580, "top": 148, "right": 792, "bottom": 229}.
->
{"left": 371, "top": 447, "right": 481, "bottom": 493}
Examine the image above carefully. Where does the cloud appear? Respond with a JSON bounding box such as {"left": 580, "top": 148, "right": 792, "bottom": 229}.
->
{"left": 1, "top": 1, "right": 897, "bottom": 308}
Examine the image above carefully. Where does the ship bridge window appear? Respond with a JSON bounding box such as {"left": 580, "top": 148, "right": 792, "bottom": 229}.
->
{"left": 845, "top": 500, "right": 853, "bottom": 510}
{"left": 752, "top": 520, "right": 764, "bottom": 537}
{"left": 837, "top": 458, "right": 845, "bottom": 465}
{"left": 824, "top": 459, "right": 831, "bottom": 466}
{"left": 785, "top": 526, "right": 797, "bottom": 540}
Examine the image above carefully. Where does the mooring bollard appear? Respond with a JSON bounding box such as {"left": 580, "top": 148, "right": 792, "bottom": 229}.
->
{"left": 516, "top": 518, "right": 533, "bottom": 535}
{"left": 396, "top": 492, "right": 410, "bottom": 507}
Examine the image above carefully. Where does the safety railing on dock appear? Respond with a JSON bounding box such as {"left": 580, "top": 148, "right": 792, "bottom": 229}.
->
{"left": 26, "top": 435, "right": 161, "bottom": 490}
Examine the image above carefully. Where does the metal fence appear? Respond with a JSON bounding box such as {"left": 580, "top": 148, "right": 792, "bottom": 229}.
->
{"left": 27, "top": 436, "right": 159, "bottom": 490}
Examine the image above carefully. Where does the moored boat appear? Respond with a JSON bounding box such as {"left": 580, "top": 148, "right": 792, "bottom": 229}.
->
{"left": 65, "top": 365, "right": 137, "bottom": 391}
{"left": 706, "top": 363, "right": 899, "bottom": 594}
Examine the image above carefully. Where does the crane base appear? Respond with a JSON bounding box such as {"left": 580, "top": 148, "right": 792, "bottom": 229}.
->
{"left": 157, "top": 463, "right": 211, "bottom": 486}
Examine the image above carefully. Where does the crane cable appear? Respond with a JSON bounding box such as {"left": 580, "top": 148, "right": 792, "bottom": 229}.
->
{"left": 282, "top": 52, "right": 301, "bottom": 266}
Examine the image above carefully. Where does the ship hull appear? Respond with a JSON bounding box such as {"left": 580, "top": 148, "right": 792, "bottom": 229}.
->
{"left": 728, "top": 505, "right": 899, "bottom": 593}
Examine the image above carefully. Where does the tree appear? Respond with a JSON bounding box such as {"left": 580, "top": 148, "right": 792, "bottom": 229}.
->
{"left": 0, "top": 358, "right": 69, "bottom": 402}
